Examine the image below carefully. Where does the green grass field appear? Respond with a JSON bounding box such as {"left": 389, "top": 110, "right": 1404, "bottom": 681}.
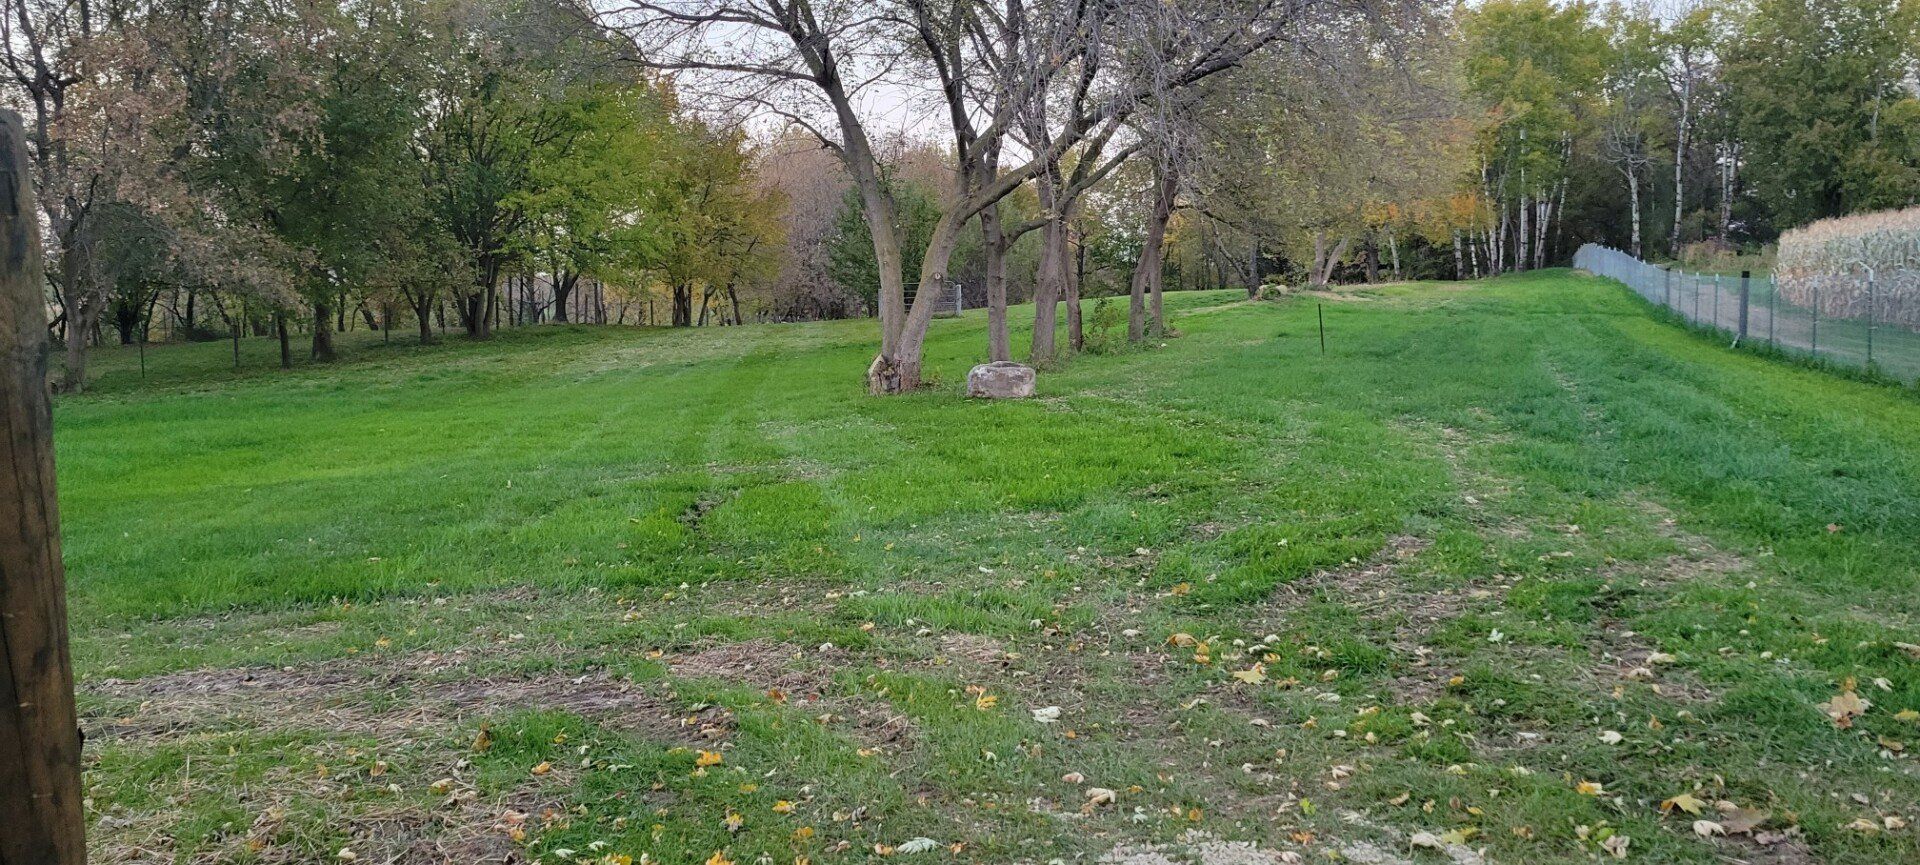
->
{"left": 60, "top": 271, "right": 1920, "bottom": 864}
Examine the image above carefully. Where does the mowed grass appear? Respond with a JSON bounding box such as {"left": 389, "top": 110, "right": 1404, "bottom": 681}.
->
{"left": 61, "top": 272, "right": 1920, "bottom": 864}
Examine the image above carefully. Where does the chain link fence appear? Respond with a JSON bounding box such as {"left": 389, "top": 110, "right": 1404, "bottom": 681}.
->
{"left": 1574, "top": 244, "right": 1920, "bottom": 386}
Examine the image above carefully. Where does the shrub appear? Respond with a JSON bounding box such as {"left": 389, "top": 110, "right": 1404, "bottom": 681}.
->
{"left": 1082, "top": 298, "right": 1127, "bottom": 355}
{"left": 1775, "top": 207, "right": 1920, "bottom": 329}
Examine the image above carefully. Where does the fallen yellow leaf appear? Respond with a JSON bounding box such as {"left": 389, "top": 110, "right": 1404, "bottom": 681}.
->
{"left": 1661, "top": 792, "right": 1707, "bottom": 815}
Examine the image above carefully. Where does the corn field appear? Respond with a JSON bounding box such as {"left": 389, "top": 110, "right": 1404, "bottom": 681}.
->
{"left": 1776, "top": 206, "right": 1920, "bottom": 331}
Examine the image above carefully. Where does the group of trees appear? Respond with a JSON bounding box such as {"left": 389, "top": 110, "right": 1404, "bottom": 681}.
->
{"left": 2, "top": 0, "right": 783, "bottom": 391}
{"left": 1465, "top": 0, "right": 1920, "bottom": 270}
{"left": 1191, "top": 0, "right": 1920, "bottom": 300}
{"left": 8, "top": 0, "right": 1916, "bottom": 394}
{"left": 592, "top": 0, "right": 1454, "bottom": 392}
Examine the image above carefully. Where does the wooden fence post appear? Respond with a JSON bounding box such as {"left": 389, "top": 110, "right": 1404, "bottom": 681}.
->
{"left": 0, "top": 108, "right": 87, "bottom": 865}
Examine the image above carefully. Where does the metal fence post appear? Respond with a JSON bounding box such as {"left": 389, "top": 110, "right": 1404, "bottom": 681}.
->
{"left": 1767, "top": 275, "right": 1776, "bottom": 346}
{"left": 1811, "top": 280, "right": 1820, "bottom": 358}
{"left": 1692, "top": 271, "right": 1701, "bottom": 322}
{"left": 1664, "top": 266, "right": 1672, "bottom": 308}
{"left": 1713, "top": 274, "right": 1721, "bottom": 329}
{"left": 1737, "top": 271, "right": 1750, "bottom": 341}
{"left": 1866, "top": 268, "right": 1875, "bottom": 368}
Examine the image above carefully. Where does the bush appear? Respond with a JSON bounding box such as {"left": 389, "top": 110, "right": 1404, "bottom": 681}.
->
{"left": 1082, "top": 298, "right": 1127, "bottom": 355}
{"left": 1776, "top": 207, "right": 1920, "bottom": 328}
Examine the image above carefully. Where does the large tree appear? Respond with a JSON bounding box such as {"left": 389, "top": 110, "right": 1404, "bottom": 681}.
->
{"left": 1723, "top": 0, "right": 1920, "bottom": 227}
{"left": 589, "top": 0, "right": 1351, "bottom": 392}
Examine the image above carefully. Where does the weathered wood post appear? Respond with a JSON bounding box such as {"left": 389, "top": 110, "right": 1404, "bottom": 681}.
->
{"left": 0, "top": 108, "right": 87, "bottom": 865}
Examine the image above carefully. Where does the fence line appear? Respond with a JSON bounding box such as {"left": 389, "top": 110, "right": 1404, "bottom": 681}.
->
{"left": 1573, "top": 244, "right": 1920, "bottom": 386}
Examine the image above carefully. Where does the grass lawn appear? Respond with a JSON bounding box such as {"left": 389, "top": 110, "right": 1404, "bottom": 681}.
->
{"left": 60, "top": 271, "right": 1920, "bottom": 864}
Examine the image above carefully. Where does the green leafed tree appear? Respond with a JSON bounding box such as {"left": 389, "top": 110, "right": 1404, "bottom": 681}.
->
{"left": 1723, "top": 0, "right": 1920, "bottom": 227}
{"left": 1463, "top": 0, "right": 1609, "bottom": 270}
{"left": 826, "top": 178, "right": 941, "bottom": 319}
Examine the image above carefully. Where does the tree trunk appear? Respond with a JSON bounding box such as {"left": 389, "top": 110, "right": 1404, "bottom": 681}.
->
{"left": 1129, "top": 163, "right": 1177, "bottom": 341}
{"left": 1029, "top": 221, "right": 1063, "bottom": 366}
{"left": 55, "top": 246, "right": 92, "bottom": 394}
{"left": 553, "top": 272, "right": 577, "bottom": 323}
{"left": 1671, "top": 73, "right": 1692, "bottom": 258}
{"left": 1452, "top": 231, "right": 1465, "bottom": 280}
{"left": 412, "top": 295, "right": 436, "bottom": 344}
{"left": 311, "top": 300, "right": 335, "bottom": 361}
{"left": 671, "top": 284, "right": 692, "bottom": 327}
{"left": 1627, "top": 171, "right": 1643, "bottom": 259}
{"left": 113, "top": 300, "right": 138, "bottom": 345}
{"left": 885, "top": 209, "right": 973, "bottom": 390}
{"left": 1311, "top": 230, "right": 1349, "bottom": 288}
{"left": 1067, "top": 223, "right": 1085, "bottom": 352}
{"left": 979, "top": 202, "right": 1011, "bottom": 362}
{"left": 276, "top": 312, "right": 291, "bottom": 369}
{"left": 461, "top": 291, "right": 484, "bottom": 337}
{"left": 1246, "top": 239, "right": 1260, "bottom": 297}
{"left": 0, "top": 109, "right": 87, "bottom": 865}
{"left": 844, "top": 140, "right": 910, "bottom": 393}
{"left": 1516, "top": 191, "right": 1530, "bottom": 273}
{"left": 1718, "top": 140, "right": 1737, "bottom": 245}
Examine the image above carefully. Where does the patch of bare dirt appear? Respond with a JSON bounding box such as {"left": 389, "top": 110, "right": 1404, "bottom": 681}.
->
{"left": 1265, "top": 535, "right": 1434, "bottom": 618}
{"left": 667, "top": 638, "right": 842, "bottom": 697}
{"left": 82, "top": 656, "right": 722, "bottom": 746}
{"left": 842, "top": 697, "right": 917, "bottom": 753}
{"left": 1100, "top": 831, "right": 1298, "bottom": 865}
{"left": 937, "top": 632, "right": 1009, "bottom": 668}
{"left": 1263, "top": 535, "right": 1491, "bottom": 651}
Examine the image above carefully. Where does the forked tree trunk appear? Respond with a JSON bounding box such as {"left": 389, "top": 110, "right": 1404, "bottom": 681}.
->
{"left": 413, "top": 295, "right": 436, "bottom": 344}
{"left": 0, "top": 108, "right": 86, "bottom": 865}
{"left": 553, "top": 272, "right": 579, "bottom": 323}
{"left": 1129, "top": 164, "right": 1177, "bottom": 341}
{"left": 671, "top": 284, "right": 692, "bottom": 327}
{"left": 1311, "top": 230, "right": 1350, "bottom": 288}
